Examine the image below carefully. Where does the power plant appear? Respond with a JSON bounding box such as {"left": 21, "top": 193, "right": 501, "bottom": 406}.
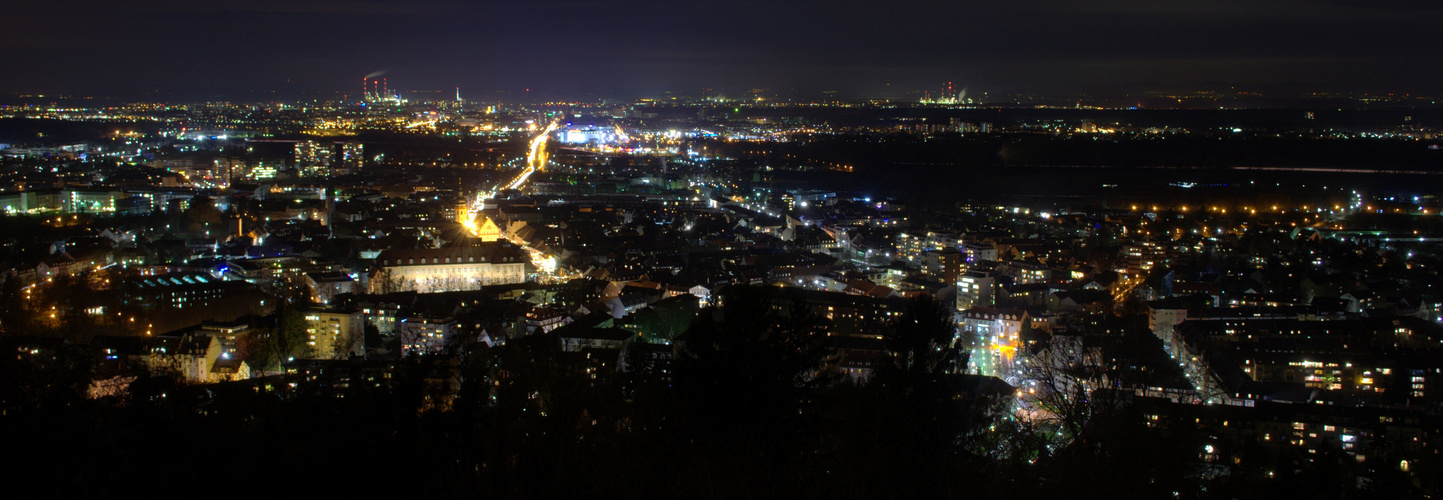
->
{"left": 361, "top": 75, "right": 400, "bottom": 104}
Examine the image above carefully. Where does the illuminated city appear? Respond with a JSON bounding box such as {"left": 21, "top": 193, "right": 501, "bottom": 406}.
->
{"left": 4, "top": 0, "right": 1443, "bottom": 497}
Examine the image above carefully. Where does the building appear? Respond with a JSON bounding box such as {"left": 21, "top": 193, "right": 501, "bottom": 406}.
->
{"left": 0, "top": 189, "right": 126, "bottom": 214}
{"left": 336, "top": 142, "right": 364, "bottom": 173}
{"left": 398, "top": 316, "right": 459, "bottom": 355}
{"left": 1148, "top": 298, "right": 1195, "bottom": 342}
{"left": 294, "top": 140, "right": 333, "bottom": 176}
{"left": 896, "top": 231, "right": 962, "bottom": 266}
{"left": 474, "top": 216, "right": 501, "bottom": 242}
{"left": 153, "top": 331, "right": 249, "bottom": 384}
{"left": 304, "top": 271, "right": 358, "bottom": 304}
{"left": 304, "top": 308, "right": 365, "bottom": 359}
{"left": 1118, "top": 241, "right": 1165, "bottom": 274}
{"left": 17, "top": 250, "right": 111, "bottom": 284}
{"left": 964, "top": 242, "right": 997, "bottom": 263}
{"left": 1009, "top": 261, "right": 1051, "bottom": 285}
{"left": 67, "top": 190, "right": 123, "bottom": 213}
{"left": 723, "top": 286, "right": 909, "bottom": 338}
{"left": 956, "top": 270, "right": 996, "bottom": 311}
{"left": 1171, "top": 316, "right": 1443, "bottom": 405}
{"left": 372, "top": 243, "right": 528, "bottom": 293}
{"left": 559, "top": 327, "right": 636, "bottom": 352}
{"left": 959, "top": 307, "right": 1027, "bottom": 379}
{"left": 122, "top": 272, "right": 252, "bottom": 311}
{"left": 921, "top": 247, "right": 965, "bottom": 284}
{"left": 359, "top": 301, "right": 401, "bottom": 336}
{"left": 526, "top": 306, "right": 571, "bottom": 334}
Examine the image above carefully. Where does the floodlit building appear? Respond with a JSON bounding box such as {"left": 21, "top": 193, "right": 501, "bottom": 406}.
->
{"left": 372, "top": 243, "right": 528, "bottom": 293}
{"left": 474, "top": 216, "right": 501, "bottom": 242}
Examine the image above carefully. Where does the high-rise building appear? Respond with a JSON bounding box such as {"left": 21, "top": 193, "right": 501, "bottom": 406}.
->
{"left": 294, "top": 140, "right": 333, "bottom": 176}
{"left": 956, "top": 270, "right": 996, "bottom": 311}
{"left": 337, "top": 142, "right": 364, "bottom": 173}
{"left": 213, "top": 157, "right": 243, "bottom": 186}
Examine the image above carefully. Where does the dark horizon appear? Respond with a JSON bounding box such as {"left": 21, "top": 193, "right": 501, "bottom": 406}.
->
{"left": 6, "top": 0, "right": 1443, "bottom": 103}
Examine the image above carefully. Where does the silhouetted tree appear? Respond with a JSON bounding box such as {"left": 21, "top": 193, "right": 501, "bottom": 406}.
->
{"left": 243, "top": 306, "right": 312, "bottom": 374}
{"left": 0, "top": 275, "right": 29, "bottom": 334}
{"left": 674, "top": 286, "right": 835, "bottom": 428}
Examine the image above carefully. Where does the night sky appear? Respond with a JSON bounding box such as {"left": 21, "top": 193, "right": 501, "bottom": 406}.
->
{"left": 5, "top": 0, "right": 1442, "bottom": 100}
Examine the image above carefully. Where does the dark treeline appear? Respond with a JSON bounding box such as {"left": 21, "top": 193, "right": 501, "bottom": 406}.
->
{"left": 0, "top": 288, "right": 1394, "bottom": 498}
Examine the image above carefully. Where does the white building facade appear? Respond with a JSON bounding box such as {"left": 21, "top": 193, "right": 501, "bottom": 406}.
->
{"left": 373, "top": 244, "right": 528, "bottom": 293}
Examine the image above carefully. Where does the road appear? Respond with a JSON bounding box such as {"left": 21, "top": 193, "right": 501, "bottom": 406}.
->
{"left": 459, "top": 120, "right": 572, "bottom": 283}
{"left": 460, "top": 120, "right": 559, "bottom": 236}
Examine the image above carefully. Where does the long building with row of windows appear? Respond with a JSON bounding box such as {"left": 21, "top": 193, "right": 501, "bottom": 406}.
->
{"left": 371, "top": 243, "right": 529, "bottom": 294}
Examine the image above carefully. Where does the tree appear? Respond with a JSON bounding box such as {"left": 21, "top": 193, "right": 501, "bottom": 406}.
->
{"left": 27, "top": 272, "right": 103, "bottom": 339}
{"left": 871, "top": 295, "right": 977, "bottom": 458}
{"left": 243, "top": 306, "right": 313, "bottom": 374}
{"left": 882, "top": 295, "right": 966, "bottom": 378}
{"left": 234, "top": 330, "right": 271, "bottom": 373}
{"left": 673, "top": 286, "right": 836, "bottom": 433}
{"left": 1033, "top": 405, "right": 1208, "bottom": 498}
{"left": 181, "top": 195, "right": 222, "bottom": 236}
{"left": 0, "top": 336, "right": 98, "bottom": 413}
{"left": 1015, "top": 335, "right": 1115, "bottom": 443}
{"left": 0, "top": 275, "right": 30, "bottom": 334}
{"left": 274, "top": 305, "right": 313, "bottom": 360}
{"left": 375, "top": 268, "right": 403, "bottom": 294}
{"left": 363, "top": 321, "right": 381, "bottom": 351}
